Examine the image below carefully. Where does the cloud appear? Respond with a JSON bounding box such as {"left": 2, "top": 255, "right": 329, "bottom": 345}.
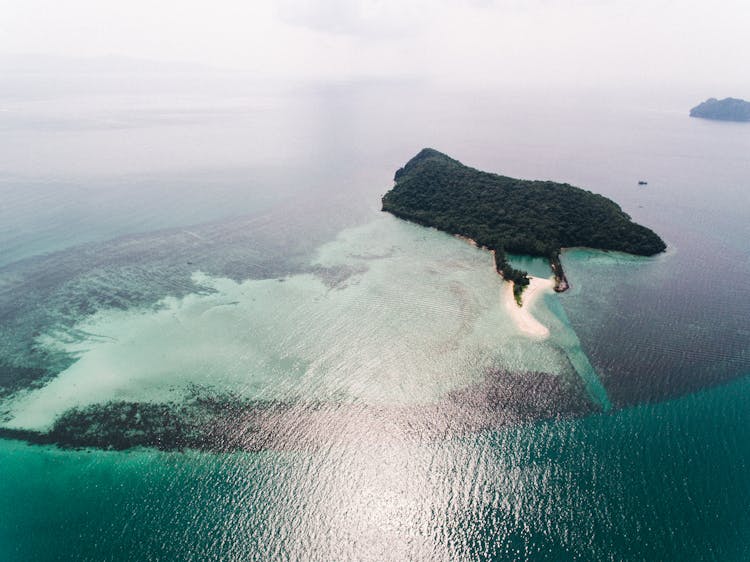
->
{"left": 276, "top": 0, "right": 424, "bottom": 38}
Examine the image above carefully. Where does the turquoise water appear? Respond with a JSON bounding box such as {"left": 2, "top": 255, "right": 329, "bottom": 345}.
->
{"left": 1, "top": 80, "right": 749, "bottom": 559}
{"left": 2, "top": 374, "right": 749, "bottom": 560}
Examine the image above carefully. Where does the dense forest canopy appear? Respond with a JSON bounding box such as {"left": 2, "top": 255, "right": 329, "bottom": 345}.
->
{"left": 382, "top": 148, "right": 666, "bottom": 299}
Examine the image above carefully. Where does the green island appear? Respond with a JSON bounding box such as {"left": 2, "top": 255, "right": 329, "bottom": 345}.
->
{"left": 382, "top": 149, "right": 666, "bottom": 303}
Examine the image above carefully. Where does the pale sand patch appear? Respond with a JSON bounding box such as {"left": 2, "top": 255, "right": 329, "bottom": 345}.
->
{"left": 503, "top": 276, "right": 555, "bottom": 338}
{"left": 454, "top": 234, "right": 479, "bottom": 247}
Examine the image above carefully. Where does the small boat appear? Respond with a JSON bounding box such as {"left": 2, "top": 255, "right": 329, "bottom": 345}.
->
{"left": 638, "top": 180, "right": 648, "bottom": 185}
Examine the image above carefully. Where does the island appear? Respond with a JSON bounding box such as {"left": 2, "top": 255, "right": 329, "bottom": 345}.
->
{"left": 689, "top": 98, "right": 750, "bottom": 122}
{"left": 382, "top": 149, "right": 666, "bottom": 303}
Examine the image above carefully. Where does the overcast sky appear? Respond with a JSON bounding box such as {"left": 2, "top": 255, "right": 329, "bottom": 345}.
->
{"left": 1, "top": 0, "right": 748, "bottom": 90}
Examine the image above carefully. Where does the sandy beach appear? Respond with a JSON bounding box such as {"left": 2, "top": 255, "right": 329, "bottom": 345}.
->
{"left": 455, "top": 234, "right": 479, "bottom": 247}
{"left": 503, "top": 276, "right": 554, "bottom": 338}
{"left": 455, "top": 234, "right": 554, "bottom": 339}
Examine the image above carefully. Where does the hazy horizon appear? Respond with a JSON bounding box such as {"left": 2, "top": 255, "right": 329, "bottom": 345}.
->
{"left": 1, "top": 0, "right": 749, "bottom": 93}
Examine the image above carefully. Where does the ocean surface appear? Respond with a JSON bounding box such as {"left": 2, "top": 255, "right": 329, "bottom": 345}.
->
{"left": 1, "top": 75, "right": 749, "bottom": 560}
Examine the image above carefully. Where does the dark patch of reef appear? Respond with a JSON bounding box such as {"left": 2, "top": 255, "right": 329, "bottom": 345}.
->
{"left": 0, "top": 370, "right": 598, "bottom": 452}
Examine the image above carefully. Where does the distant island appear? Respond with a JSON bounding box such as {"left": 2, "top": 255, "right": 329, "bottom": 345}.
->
{"left": 382, "top": 149, "right": 666, "bottom": 302}
{"left": 690, "top": 98, "right": 750, "bottom": 122}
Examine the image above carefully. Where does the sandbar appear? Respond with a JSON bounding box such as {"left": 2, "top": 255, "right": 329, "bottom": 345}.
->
{"left": 503, "top": 276, "right": 554, "bottom": 338}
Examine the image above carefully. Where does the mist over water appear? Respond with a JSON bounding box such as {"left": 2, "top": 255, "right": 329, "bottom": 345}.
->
{"left": 1, "top": 74, "right": 749, "bottom": 559}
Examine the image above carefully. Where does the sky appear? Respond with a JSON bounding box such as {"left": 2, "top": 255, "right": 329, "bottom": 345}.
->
{"left": 0, "top": 0, "right": 749, "bottom": 91}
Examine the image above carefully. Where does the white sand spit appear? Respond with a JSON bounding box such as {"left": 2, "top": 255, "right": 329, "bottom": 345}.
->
{"left": 503, "top": 276, "right": 554, "bottom": 338}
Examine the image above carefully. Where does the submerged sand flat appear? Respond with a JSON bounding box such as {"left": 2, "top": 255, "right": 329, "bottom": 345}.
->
{"left": 3, "top": 216, "right": 590, "bottom": 431}
{"left": 504, "top": 276, "right": 555, "bottom": 338}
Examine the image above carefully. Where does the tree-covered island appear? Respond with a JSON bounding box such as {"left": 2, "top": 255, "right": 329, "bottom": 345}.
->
{"left": 690, "top": 97, "right": 750, "bottom": 122}
{"left": 382, "top": 149, "right": 666, "bottom": 303}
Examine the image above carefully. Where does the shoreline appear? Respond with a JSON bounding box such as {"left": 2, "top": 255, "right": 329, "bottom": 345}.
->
{"left": 454, "top": 234, "right": 555, "bottom": 338}
{"left": 454, "top": 234, "right": 479, "bottom": 248}
{"left": 455, "top": 233, "right": 569, "bottom": 294}
{"left": 503, "top": 276, "right": 554, "bottom": 338}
